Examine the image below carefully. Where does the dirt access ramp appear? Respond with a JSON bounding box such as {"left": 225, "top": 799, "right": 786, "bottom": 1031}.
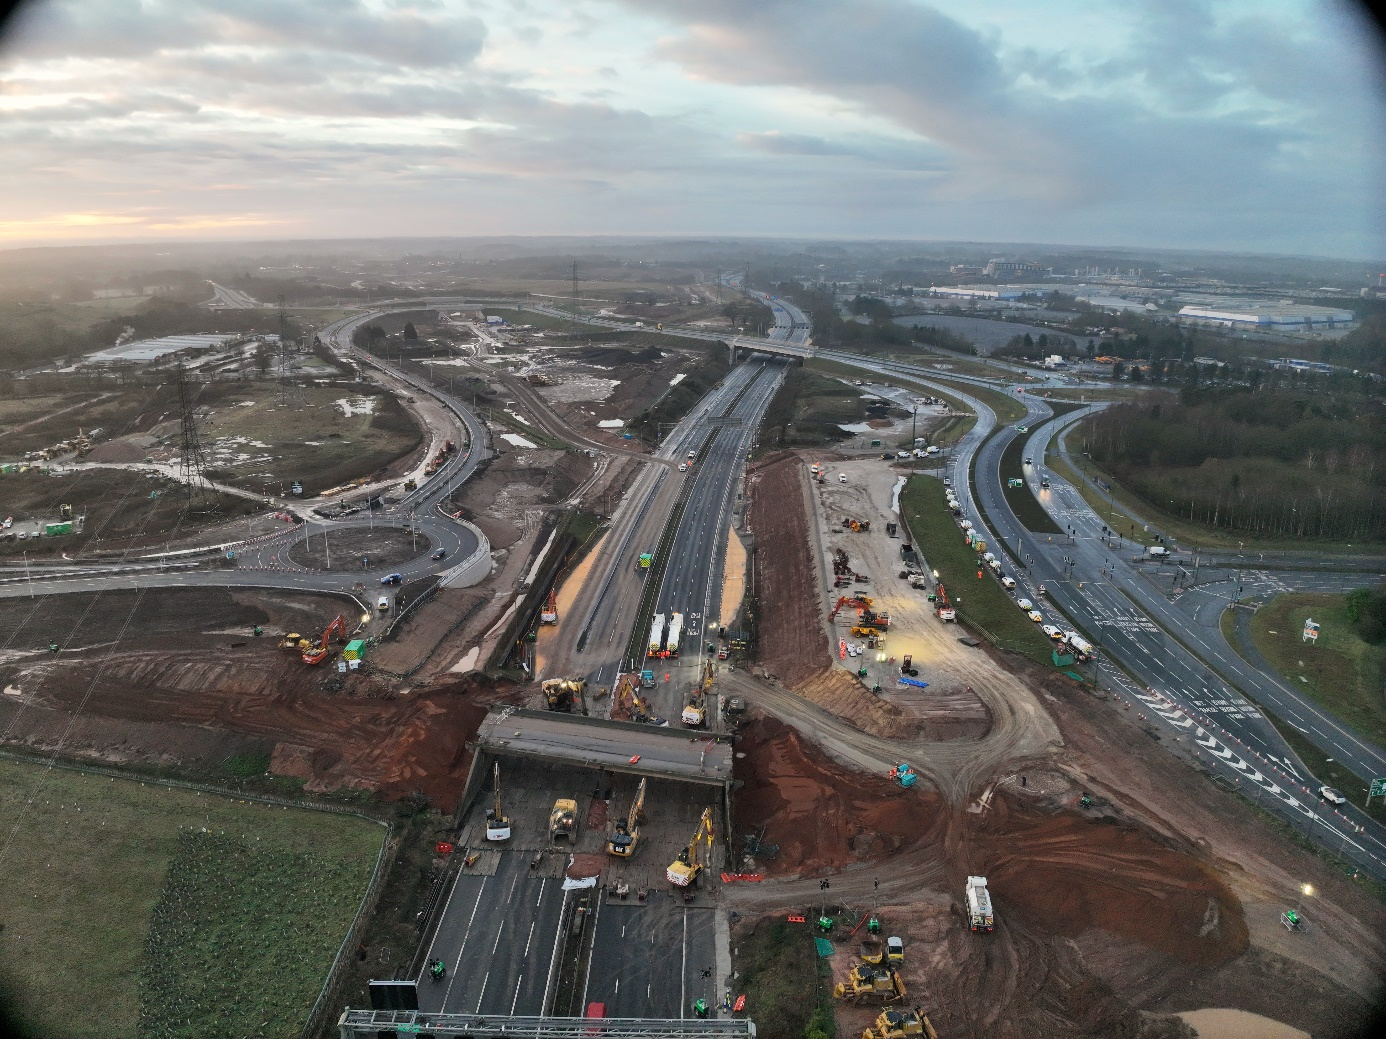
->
{"left": 0, "top": 588, "right": 513, "bottom": 810}
{"left": 746, "top": 451, "right": 924, "bottom": 739}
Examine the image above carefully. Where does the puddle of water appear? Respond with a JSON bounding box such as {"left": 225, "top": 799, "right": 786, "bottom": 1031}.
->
{"left": 1176, "top": 1009, "right": 1309, "bottom": 1039}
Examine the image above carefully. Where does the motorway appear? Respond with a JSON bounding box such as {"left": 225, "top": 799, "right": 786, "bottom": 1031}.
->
{"left": 583, "top": 897, "right": 718, "bottom": 1018}
{"left": 418, "top": 853, "right": 567, "bottom": 1016}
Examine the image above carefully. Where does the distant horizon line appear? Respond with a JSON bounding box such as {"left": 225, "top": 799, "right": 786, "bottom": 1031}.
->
{"left": 0, "top": 232, "right": 1381, "bottom": 266}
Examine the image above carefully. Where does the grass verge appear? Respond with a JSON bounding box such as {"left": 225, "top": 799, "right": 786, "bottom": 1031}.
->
{"left": 1047, "top": 424, "right": 1158, "bottom": 548}
{"left": 899, "top": 474, "right": 1056, "bottom": 666}
{"left": 733, "top": 917, "right": 835, "bottom": 1039}
{"left": 1218, "top": 608, "right": 1386, "bottom": 828}
{"left": 997, "top": 429, "right": 1062, "bottom": 535}
{"left": 1248, "top": 593, "right": 1386, "bottom": 753}
{"left": 0, "top": 758, "right": 384, "bottom": 1039}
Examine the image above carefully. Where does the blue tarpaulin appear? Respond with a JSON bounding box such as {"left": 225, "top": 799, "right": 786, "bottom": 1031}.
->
{"left": 897, "top": 677, "right": 930, "bottom": 689}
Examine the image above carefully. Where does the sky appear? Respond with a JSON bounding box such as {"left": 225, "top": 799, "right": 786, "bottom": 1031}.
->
{"left": 0, "top": 0, "right": 1383, "bottom": 258}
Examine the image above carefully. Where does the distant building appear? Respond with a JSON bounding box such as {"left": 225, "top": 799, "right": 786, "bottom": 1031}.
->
{"left": 984, "top": 260, "right": 1052, "bottom": 279}
{"left": 1269, "top": 358, "right": 1338, "bottom": 374}
{"left": 1177, "top": 302, "right": 1355, "bottom": 330}
{"left": 949, "top": 264, "right": 985, "bottom": 276}
{"left": 927, "top": 285, "right": 1026, "bottom": 300}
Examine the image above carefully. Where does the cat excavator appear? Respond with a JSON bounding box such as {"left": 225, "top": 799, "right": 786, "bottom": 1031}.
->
{"left": 667, "top": 806, "right": 714, "bottom": 887}
{"left": 607, "top": 777, "right": 646, "bottom": 857}
{"left": 302, "top": 614, "right": 347, "bottom": 665}
{"left": 485, "top": 761, "right": 511, "bottom": 841}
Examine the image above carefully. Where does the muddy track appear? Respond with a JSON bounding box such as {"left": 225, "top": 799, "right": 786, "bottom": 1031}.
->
{"left": 720, "top": 668, "right": 1059, "bottom": 805}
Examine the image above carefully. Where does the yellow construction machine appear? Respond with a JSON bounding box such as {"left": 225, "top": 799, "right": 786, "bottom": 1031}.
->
{"left": 667, "top": 806, "right": 714, "bottom": 887}
{"left": 485, "top": 761, "right": 511, "bottom": 841}
{"left": 278, "top": 632, "right": 311, "bottom": 652}
{"left": 549, "top": 798, "right": 577, "bottom": 842}
{"left": 833, "top": 963, "right": 907, "bottom": 1005}
{"left": 862, "top": 1007, "right": 937, "bottom": 1039}
{"left": 607, "top": 777, "right": 647, "bottom": 857}
{"left": 682, "top": 660, "right": 715, "bottom": 728}
{"left": 542, "top": 677, "right": 585, "bottom": 713}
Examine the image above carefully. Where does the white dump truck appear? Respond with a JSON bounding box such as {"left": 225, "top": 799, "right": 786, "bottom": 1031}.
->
{"left": 648, "top": 613, "right": 666, "bottom": 658}
{"left": 966, "top": 876, "right": 994, "bottom": 933}
{"left": 665, "top": 611, "right": 683, "bottom": 657}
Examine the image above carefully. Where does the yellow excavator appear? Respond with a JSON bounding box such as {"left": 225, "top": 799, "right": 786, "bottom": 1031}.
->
{"left": 667, "top": 806, "right": 714, "bottom": 887}
{"left": 862, "top": 1007, "right": 937, "bottom": 1039}
{"left": 542, "top": 677, "right": 585, "bottom": 713}
{"left": 607, "top": 777, "right": 647, "bottom": 857}
{"left": 682, "top": 660, "right": 714, "bottom": 728}
{"left": 833, "top": 962, "right": 907, "bottom": 1005}
{"left": 485, "top": 762, "right": 511, "bottom": 841}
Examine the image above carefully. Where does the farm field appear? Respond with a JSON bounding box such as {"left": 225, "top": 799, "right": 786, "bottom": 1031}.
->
{"left": 0, "top": 757, "right": 385, "bottom": 1039}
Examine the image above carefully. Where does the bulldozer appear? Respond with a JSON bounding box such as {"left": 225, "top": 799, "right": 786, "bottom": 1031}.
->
{"left": 667, "top": 806, "right": 714, "bottom": 887}
{"left": 302, "top": 614, "right": 347, "bottom": 665}
{"left": 278, "top": 632, "right": 311, "bottom": 652}
{"left": 485, "top": 761, "right": 511, "bottom": 841}
{"left": 833, "top": 962, "right": 907, "bottom": 1005}
{"left": 862, "top": 1007, "right": 937, "bottom": 1039}
{"left": 549, "top": 798, "right": 577, "bottom": 842}
{"left": 607, "top": 777, "right": 646, "bottom": 857}
{"left": 542, "top": 677, "right": 585, "bottom": 713}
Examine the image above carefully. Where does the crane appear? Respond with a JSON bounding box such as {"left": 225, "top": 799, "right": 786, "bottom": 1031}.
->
{"left": 667, "top": 806, "right": 714, "bottom": 887}
{"left": 485, "top": 761, "right": 511, "bottom": 841}
{"left": 607, "top": 777, "right": 646, "bottom": 857}
{"left": 302, "top": 614, "right": 347, "bottom": 665}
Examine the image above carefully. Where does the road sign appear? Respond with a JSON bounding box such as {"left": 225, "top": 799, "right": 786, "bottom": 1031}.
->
{"left": 1369, "top": 778, "right": 1386, "bottom": 806}
{"left": 1303, "top": 618, "right": 1320, "bottom": 642}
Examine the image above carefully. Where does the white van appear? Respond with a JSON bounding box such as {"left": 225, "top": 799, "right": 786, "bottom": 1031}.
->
{"left": 1016, "top": 598, "right": 1034, "bottom": 611}
{"left": 1000, "top": 576, "right": 1016, "bottom": 590}
{"left": 678, "top": 462, "right": 687, "bottom": 473}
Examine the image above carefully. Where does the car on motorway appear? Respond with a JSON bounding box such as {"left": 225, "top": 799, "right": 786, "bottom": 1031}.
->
{"left": 1024, "top": 457, "right": 1032, "bottom": 465}
{"left": 381, "top": 573, "right": 403, "bottom": 585}
{"left": 1319, "top": 786, "right": 1346, "bottom": 805}
{"left": 1016, "top": 598, "right": 1034, "bottom": 610}
{"left": 1017, "top": 425, "right": 1028, "bottom": 433}
{"left": 1041, "top": 477, "right": 1051, "bottom": 489}
{"left": 1042, "top": 624, "right": 1064, "bottom": 640}
{"left": 432, "top": 549, "right": 447, "bottom": 560}
{"left": 1000, "top": 576, "right": 1016, "bottom": 590}
{"left": 1028, "top": 610, "right": 1044, "bottom": 623}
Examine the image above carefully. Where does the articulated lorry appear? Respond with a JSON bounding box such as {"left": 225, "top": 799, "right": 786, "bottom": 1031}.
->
{"left": 648, "top": 614, "right": 666, "bottom": 658}
{"left": 665, "top": 611, "right": 683, "bottom": 657}
{"left": 966, "top": 875, "right": 994, "bottom": 932}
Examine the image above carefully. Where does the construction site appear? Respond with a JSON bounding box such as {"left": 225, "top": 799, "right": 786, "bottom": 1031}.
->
{"left": 2, "top": 298, "right": 1383, "bottom": 1039}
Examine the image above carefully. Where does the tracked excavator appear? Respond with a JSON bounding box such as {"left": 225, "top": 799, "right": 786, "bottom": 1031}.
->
{"left": 302, "top": 614, "right": 347, "bottom": 665}
{"left": 861, "top": 1008, "right": 937, "bottom": 1039}
{"left": 682, "top": 660, "right": 715, "bottom": 728}
{"left": 485, "top": 761, "right": 511, "bottom": 841}
{"left": 607, "top": 777, "right": 646, "bottom": 857}
{"left": 667, "top": 806, "right": 714, "bottom": 887}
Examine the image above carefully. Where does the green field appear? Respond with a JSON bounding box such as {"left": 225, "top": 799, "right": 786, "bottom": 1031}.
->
{"left": 997, "top": 427, "right": 1062, "bottom": 535}
{"left": 1249, "top": 593, "right": 1386, "bottom": 753}
{"left": 759, "top": 368, "right": 865, "bottom": 450}
{"left": 899, "top": 475, "right": 1056, "bottom": 664}
{"left": 0, "top": 758, "right": 386, "bottom": 1039}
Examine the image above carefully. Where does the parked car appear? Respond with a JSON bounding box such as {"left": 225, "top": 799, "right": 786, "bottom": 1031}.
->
{"left": 1042, "top": 624, "right": 1064, "bottom": 641}
{"left": 1000, "top": 576, "right": 1016, "bottom": 590}
{"left": 839, "top": 473, "right": 848, "bottom": 483}
{"left": 1027, "top": 610, "right": 1044, "bottom": 623}
{"left": 1016, "top": 598, "right": 1034, "bottom": 610}
{"left": 1319, "top": 786, "right": 1346, "bottom": 805}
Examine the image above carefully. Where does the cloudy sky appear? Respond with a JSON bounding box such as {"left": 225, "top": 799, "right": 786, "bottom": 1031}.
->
{"left": 0, "top": 0, "right": 1383, "bottom": 257}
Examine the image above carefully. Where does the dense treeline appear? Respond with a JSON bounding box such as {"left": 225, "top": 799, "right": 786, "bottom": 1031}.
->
{"left": 1085, "top": 387, "right": 1386, "bottom": 540}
